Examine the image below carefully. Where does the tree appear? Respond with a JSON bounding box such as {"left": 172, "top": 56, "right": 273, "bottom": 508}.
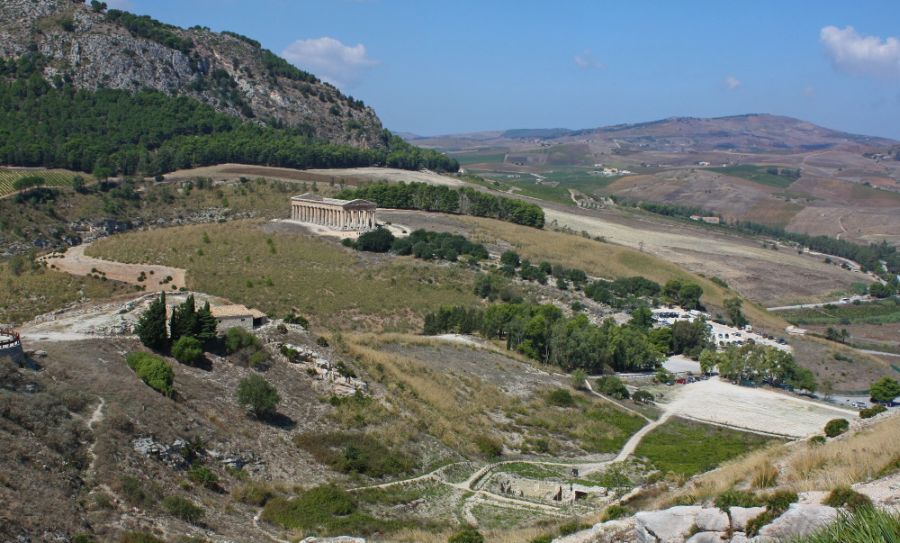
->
{"left": 699, "top": 349, "right": 718, "bottom": 374}
{"left": 570, "top": 368, "right": 588, "bottom": 390}
{"left": 236, "top": 374, "right": 280, "bottom": 419}
{"left": 869, "top": 282, "right": 894, "bottom": 298}
{"left": 724, "top": 297, "right": 748, "bottom": 328}
{"left": 632, "top": 389, "right": 654, "bottom": 404}
{"left": 629, "top": 305, "right": 654, "bottom": 329}
{"left": 90, "top": 1, "right": 108, "bottom": 13}
{"left": 500, "top": 250, "right": 520, "bottom": 268}
{"left": 355, "top": 227, "right": 395, "bottom": 252}
{"left": 172, "top": 336, "right": 204, "bottom": 366}
{"left": 195, "top": 301, "right": 218, "bottom": 343}
{"left": 869, "top": 377, "right": 900, "bottom": 403}
{"left": 136, "top": 292, "right": 168, "bottom": 351}
{"left": 71, "top": 176, "right": 86, "bottom": 193}
{"left": 169, "top": 294, "right": 198, "bottom": 343}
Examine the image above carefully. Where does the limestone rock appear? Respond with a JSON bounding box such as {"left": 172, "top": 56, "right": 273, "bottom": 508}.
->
{"left": 729, "top": 507, "right": 767, "bottom": 532}
{"left": 635, "top": 506, "right": 702, "bottom": 543}
{"left": 685, "top": 533, "right": 726, "bottom": 543}
{"left": 757, "top": 504, "right": 837, "bottom": 539}
{"left": 696, "top": 508, "right": 730, "bottom": 532}
{"left": 728, "top": 534, "right": 749, "bottom": 543}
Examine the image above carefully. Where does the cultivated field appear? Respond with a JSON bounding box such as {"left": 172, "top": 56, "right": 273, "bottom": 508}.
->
{"left": 0, "top": 168, "right": 88, "bottom": 197}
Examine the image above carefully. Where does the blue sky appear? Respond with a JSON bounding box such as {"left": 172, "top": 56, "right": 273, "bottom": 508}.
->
{"left": 113, "top": 0, "right": 900, "bottom": 138}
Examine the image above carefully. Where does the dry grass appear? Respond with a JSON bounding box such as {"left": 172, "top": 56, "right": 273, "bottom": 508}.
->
{"left": 386, "top": 525, "right": 554, "bottom": 543}
{"left": 86, "top": 220, "right": 479, "bottom": 332}
{"left": 652, "top": 414, "right": 900, "bottom": 508}
{"left": 459, "top": 216, "right": 785, "bottom": 329}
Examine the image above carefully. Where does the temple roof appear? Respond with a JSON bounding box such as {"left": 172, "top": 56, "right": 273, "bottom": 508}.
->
{"left": 291, "top": 193, "right": 376, "bottom": 208}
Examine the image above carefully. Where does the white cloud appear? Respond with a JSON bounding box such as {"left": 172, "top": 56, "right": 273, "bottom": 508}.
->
{"left": 281, "top": 36, "right": 377, "bottom": 88}
{"left": 820, "top": 25, "right": 900, "bottom": 78}
{"left": 724, "top": 75, "right": 741, "bottom": 90}
{"left": 574, "top": 50, "right": 605, "bottom": 70}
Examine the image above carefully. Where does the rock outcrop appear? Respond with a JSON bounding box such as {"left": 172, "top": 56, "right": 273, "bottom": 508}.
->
{"left": 0, "top": 0, "right": 385, "bottom": 148}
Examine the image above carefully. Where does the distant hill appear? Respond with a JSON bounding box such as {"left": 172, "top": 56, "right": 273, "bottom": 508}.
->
{"left": 407, "top": 114, "right": 898, "bottom": 154}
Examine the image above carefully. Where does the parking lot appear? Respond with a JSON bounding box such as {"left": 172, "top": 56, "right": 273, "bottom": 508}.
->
{"left": 653, "top": 307, "right": 791, "bottom": 352}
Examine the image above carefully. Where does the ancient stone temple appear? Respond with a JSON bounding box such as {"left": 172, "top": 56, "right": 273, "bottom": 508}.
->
{"left": 289, "top": 193, "right": 377, "bottom": 231}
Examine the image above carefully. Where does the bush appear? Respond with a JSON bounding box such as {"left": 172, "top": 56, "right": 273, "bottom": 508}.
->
{"left": 824, "top": 418, "right": 850, "bottom": 438}
{"left": 232, "top": 482, "right": 276, "bottom": 506}
{"left": 859, "top": 404, "right": 886, "bottom": 419}
{"left": 120, "top": 533, "right": 165, "bottom": 543}
{"left": 824, "top": 486, "right": 872, "bottom": 511}
{"left": 474, "top": 435, "right": 503, "bottom": 458}
{"left": 294, "top": 432, "right": 415, "bottom": 477}
{"left": 172, "top": 335, "right": 204, "bottom": 366}
{"left": 162, "top": 495, "right": 204, "bottom": 523}
{"left": 355, "top": 227, "right": 395, "bottom": 252}
{"left": 120, "top": 476, "right": 158, "bottom": 508}
{"left": 283, "top": 313, "right": 310, "bottom": 328}
{"left": 125, "top": 352, "right": 174, "bottom": 395}
{"left": 632, "top": 389, "right": 654, "bottom": 404}
{"left": 187, "top": 465, "right": 219, "bottom": 490}
{"left": 596, "top": 375, "right": 630, "bottom": 400}
{"left": 715, "top": 489, "right": 763, "bottom": 509}
{"left": 225, "top": 327, "right": 261, "bottom": 354}
{"left": 809, "top": 435, "right": 827, "bottom": 446}
{"left": 448, "top": 527, "right": 484, "bottom": 543}
{"left": 546, "top": 388, "right": 575, "bottom": 407}
{"left": 500, "top": 250, "right": 520, "bottom": 268}
{"left": 601, "top": 504, "right": 632, "bottom": 521}
{"left": 570, "top": 368, "right": 588, "bottom": 390}
{"left": 261, "top": 485, "right": 366, "bottom": 531}
{"left": 236, "top": 374, "right": 280, "bottom": 419}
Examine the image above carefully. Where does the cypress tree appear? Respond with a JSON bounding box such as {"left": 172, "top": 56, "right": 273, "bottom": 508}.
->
{"left": 196, "top": 301, "right": 218, "bottom": 342}
{"left": 136, "top": 291, "right": 168, "bottom": 351}
{"left": 169, "top": 294, "right": 198, "bottom": 342}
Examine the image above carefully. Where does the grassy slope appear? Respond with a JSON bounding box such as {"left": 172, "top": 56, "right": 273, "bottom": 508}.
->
{"left": 634, "top": 417, "right": 781, "bottom": 477}
{"left": 459, "top": 216, "right": 787, "bottom": 330}
{"left": 782, "top": 298, "right": 900, "bottom": 326}
{"left": 86, "top": 220, "right": 479, "bottom": 332}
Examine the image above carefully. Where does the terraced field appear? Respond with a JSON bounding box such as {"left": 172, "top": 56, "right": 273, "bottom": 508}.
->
{"left": 0, "top": 169, "right": 86, "bottom": 197}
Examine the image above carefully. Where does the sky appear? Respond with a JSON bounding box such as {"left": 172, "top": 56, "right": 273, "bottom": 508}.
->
{"left": 111, "top": 0, "right": 900, "bottom": 139}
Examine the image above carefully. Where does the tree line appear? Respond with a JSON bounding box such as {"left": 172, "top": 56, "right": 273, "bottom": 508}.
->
{"left": 336, "top": 182, "right": 544, "bottom": 228}
{"left": 423, "top": 301, "right": 712, "bottom": 373}
{"left": 0, "top": 65, "right": 457, "bottom": 177}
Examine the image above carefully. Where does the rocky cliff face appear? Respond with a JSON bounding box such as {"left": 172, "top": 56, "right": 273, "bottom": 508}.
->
{"left": 0, "top": 0, "right": 385, "bottom": 148}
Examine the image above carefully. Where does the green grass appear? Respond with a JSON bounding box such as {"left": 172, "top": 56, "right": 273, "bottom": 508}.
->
{"left": 261, "top": 485, "right": 403, "bottom": 536}
{"left": 634, "top": 418, "right": 780, "bottom": 477}
{"left": 0, "top": 169, "right": 90, "bottom": 197}
{"left": 781, "top": 298, "right": 900, "bottom": 325}
{"left": 709, "top": 164, "right": 798, "bottom": 189}
{"left": 86, "top": 220, "right": 480, "bottom": 331}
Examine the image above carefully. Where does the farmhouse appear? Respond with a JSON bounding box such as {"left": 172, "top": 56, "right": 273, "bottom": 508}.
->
{"left": 290, "top": 193, "right": 377, "bottom": 231}
{"left": 211, "top": 304, "right": 267, "bottom": 331}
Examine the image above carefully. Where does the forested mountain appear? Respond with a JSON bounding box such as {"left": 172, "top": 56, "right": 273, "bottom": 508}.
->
{"left": 0, "top": 0, "right": 458, "bottom": 176}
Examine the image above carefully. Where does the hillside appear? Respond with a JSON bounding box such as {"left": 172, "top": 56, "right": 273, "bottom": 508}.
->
{"left": 0, "top": 0, "right": 382, "bottom": 147}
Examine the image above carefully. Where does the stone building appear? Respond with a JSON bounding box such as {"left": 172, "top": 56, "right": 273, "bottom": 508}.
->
{"left": 290, "top": 193, "right": 377, "bottom": 231}
{"left": 210, "top": 304, "right": 267, "bottom": 331}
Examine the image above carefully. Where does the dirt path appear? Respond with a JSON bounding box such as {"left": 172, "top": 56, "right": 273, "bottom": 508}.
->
{"left": 85, "top": 396, "right": 106, "bottom": 475}
{"left": 43, "top": 244, "right": 187, "bottom": 290}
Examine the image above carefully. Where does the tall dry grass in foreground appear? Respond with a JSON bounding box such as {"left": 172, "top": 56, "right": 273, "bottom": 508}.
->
{"left": 651, "top": 415, "right": 899, "bottom": 508}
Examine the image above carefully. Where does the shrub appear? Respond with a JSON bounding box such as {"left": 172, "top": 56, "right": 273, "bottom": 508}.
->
{"left": 294, "top": 432, "right": 415, "bottom": 477}
{"left": 596, "top": 375, "right": 630, "bottom": 400}
{"left": 869, "top": 377, "right": 900, "bottom": 403}
{"left": 355, "top": 227, "right": 395, "bottom": 252}
{"left": 632, "top": 389, "right": 654, "bottom": 404}
{"left": 187, "top": 465, "right": 219, "bottom": 490}
{"left": 283, "top": 313, "right": 310, "bottom": 328}
{"left": 824, "top": 486, "right": 872, "bottom": 511}
{"left": 715, "top": 489, "right": 763, "bottom": 509}
{"left": 125, "top": 352, "right": 174, "bottom": 395}
{"left": 232, "top": 482, "right": 276, "bottom": 506}
{"left": 746, "top": 491, "right": 798, "bottom": 536}
{"left": 500, "top": 250, "right": 520, "bottom": 268}
{"left": 120, "top": 476, "right": 158, "bottom": 508}
{"left": 570, "top": 368, "right": 588, "bottom": 390}
{"left": 162, "top": 495, "right": 204, "bottom": 523}
{"left": 120, "top": 533, "right": 165, "bottom": 543}
{"left": 601, "top": 504, "right": 632, "bottom": 521}
{"left": 809, "top": 435, "right": 827, "bottom": 446}
{"left": 824, "top": 418, "right": 850, "bottom": 438}
{"left": 859, "top": 404, "right": 887, "bottom": 419}
{"left": 448, "top": 527, "right": 484, "bottom": 543}
{"left": 529, "top": 536, "right": 552, "bottom": 543}
{"left": 474, "top": 435, "right": 503, "bottom": 458}
{"left": 236, "top": 374, "right": 280, "bottom": 419}
{"left": 751, "top": 462, "right": 779, "bottom": 489}
{"left": 225, "top": 327, "right": 261, "bottom": 354}
{"left": 261, "top": 485, "right": 375, "bottom": 532}
{"left": 546, "top": 388, "right": 575, "bottom": 407}
{"left": 172, "top": 336, "right": 204, "bottom": 366}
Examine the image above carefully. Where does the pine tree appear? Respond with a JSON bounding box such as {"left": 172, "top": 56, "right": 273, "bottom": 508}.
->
{"left": 196, "top": 301, "right": 218, "bottom": 343}
{"left": 136, "top": 292, "right": 168, "bottom": 351}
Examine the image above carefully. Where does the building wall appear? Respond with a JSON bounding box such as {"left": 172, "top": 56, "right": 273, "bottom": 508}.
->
{"left": 216, "top": 315, "right": 254, "bottom": 331}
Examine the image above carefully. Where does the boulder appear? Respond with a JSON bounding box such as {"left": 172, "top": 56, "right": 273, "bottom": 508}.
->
{"left": 696, "top": 508, "right": 730, "bottom": 531}
{"left": 685, "top": 532, "right": 726, "bottom": 543}
{"left": 757, "top": 504, "right": 837, "bottom": 539}
{"left": 635, "top": 506, "right": 702, "bottom": 543}
{"left": 729, "top": 507, "right": 767, "bottom": 532}
{"left": 728, "top": 534, "right": 749, "bottom": 543}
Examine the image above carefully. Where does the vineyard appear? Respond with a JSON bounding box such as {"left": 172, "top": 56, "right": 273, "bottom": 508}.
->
{"left": 0, "top": 169, "right": 87, "bottom": 197}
